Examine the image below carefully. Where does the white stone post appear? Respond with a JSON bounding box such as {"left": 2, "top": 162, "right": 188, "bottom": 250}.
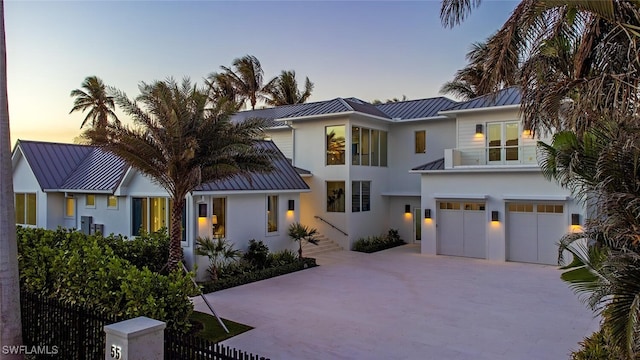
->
{"left": 104, "top": 316, "right": 166, "bottom": 360}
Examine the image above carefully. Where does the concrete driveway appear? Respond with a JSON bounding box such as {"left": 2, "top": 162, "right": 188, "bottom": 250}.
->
{"left": 194, "top": 245, "right": 598, "bottom": 360}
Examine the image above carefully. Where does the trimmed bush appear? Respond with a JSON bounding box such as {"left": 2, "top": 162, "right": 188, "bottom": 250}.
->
{"left": 201, "top": 257, "right": 317, "bottom": 293}
{"left": 17, "top": 227, "right": 197, "bottom": 332}
{"left": 243, "top": 239, "right": 271, "bottom": 269}
{"left": 98, "top": 228, "right": 170, "bottom": 272}
{"left": 352, "top": 228, "right": 406, "bottom": 253}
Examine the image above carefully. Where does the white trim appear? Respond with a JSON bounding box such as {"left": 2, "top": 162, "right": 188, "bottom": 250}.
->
{"left": 47, "top": 189, "right": 113, "bottom": 194}
{"left": 433, "top": 194, "right": 489, "bottom": 200}
{"left": 503, "top": 194, "right": 570, "bottom": 201}
{"left": 380, "top": 192, "right": 420, "bottom": 197}
{"left": 192, "top": 189, "right": 310, "bottom": 196}
{"left": 388, "top": 115, "right": 450, "bottom": 123}
{"left": 410, "top": 166, "right": 540, "bottom": 174}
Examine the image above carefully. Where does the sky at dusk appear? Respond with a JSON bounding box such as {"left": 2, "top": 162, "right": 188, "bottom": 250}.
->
{"left": 5, "top": 0, "right": 518, "bottom": 144}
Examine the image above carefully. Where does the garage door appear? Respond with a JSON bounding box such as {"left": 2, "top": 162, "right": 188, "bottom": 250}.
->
{"left": 437, "top": 202, "right": 486, "bottom": 259}
{"left": 507, "top": 203, "right": 565, "bottom": 265}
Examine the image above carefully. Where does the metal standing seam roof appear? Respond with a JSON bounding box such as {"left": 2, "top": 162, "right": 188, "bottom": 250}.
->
{"left": 411, "top": 158, "right": 445, "bottom": 171}
{"left": 61, "top": 148, "right": 129, "bottom": 191}
{"left": 375, "top": 97, "right": 458, "bottom": 120}
{"left": 195, "top": 140, "right": 309, "bottom": 192}
{"left": 229, "top": 102, "right": 317, "bottom": 127}
{"left": 442, "top": 87, "right": 521, "bottom": 112}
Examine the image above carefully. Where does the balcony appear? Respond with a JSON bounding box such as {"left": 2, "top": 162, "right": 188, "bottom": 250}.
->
{"left": 444, "top": 145, "right": 538, "bottom": 169}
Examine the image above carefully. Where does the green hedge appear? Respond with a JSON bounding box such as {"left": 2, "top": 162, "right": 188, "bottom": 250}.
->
{"left": 17, "top": 227, "right": 197, "bottom": 332}
{"left": 98, "top": 229, "right": 170, "bottom": 272}
{"left": 201, "top": 257, "right": 317, "bottom": 293}
{"left": 352, "top": 229, "right": 406, "bottom": 253}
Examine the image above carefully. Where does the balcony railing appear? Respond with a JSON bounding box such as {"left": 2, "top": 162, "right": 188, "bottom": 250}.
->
{"left": 444, "top": 145, "right": 538, "bottom": 169}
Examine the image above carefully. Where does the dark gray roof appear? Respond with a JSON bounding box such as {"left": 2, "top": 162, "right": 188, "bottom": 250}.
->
{"left": 443, "top": 87, "right": 521, "bottom": 112}
{"left": 281, "top": 98, "right": 353, "bottom": 119}
{"left": 61, "top": 148, "right": 128, "bottom": 191}
{"left": 15, "top": 140, "right": 96, "bottom": 191}
{"left": 195, "top": 141, "right": 309, "bottom": 192}
{"left": 411, "top": 158, "right": 445, "bottom": 171}
{"left": 375, "top": 97, "right": 457, "bottom": 120}
{"left": 229, "top": 102, "right": 316, "bottom": 127}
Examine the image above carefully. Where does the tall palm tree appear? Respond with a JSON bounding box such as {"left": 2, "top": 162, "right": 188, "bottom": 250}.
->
{"left": 0, "top": 0, "right": 23, "bottom": 355}
{"left": 263, "top": 70, "right": 314, "bottom": 106}
{"left": 84, "top": 78, "right": 274, "bottom": 271}
{"left": 70, "top": 76, "right": 119, "bottom": 129}
{"left": 218, "top": 55, "right": 269, "bottom": 110}
{"left": 440, "top": 0, "right": 640, "bottom": 135}
{"left": 205, "top": 72, "right": 243, "bottom": 111}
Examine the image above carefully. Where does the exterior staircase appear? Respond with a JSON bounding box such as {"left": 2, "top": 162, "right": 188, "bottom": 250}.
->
{"left": 301, "top": 233, "right": 343, "bottom": 257}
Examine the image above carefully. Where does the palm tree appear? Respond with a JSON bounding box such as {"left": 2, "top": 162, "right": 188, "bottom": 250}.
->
{"left": 440, "top": 0, "right": 640, "bottom": 135}
{"left": 263, "top": 70, "right": 314, "bottom": 106}
{"left": 195, "top": 237, "right": 241, "bottom": 281}
{"left": 84, "top": 78, "right": 274, "bottom": 271}
{"left": 218, "top": 55, "right": 269, "bottom": 110}
{"left": 0, "top": 0, "right": 23, "bottom": 355}
{"left": 287, "top": 222, "right": 318, "bottom": 259}
{"left": 205, "top": 72, "right": 244, "bottom": 111}
{"left": 70, "top": 76, "right": 119, "bottom": 129}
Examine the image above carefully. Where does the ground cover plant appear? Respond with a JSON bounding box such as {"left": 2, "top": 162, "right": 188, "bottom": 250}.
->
{"left": 352, "top": 229, "right": 405, "bottom": 253}
{"left": 189, "top": 311, "right": 253, "bottom": 342}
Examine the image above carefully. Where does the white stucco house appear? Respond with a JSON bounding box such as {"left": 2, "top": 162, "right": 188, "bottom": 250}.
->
{"left": 13, "top": 87, "right": 583, "bottom": 267}
{"left": 12, "top": 139, "right": 309, "bottom": 279}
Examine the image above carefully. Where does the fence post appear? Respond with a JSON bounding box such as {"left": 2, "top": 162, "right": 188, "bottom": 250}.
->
{"left": 104, "top": 316, "right": 166, "bottom": 360}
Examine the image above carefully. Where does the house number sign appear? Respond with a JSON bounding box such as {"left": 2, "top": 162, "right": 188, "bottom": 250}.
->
{"left": 110, "top": 344, "right": 122, "bottom": 359}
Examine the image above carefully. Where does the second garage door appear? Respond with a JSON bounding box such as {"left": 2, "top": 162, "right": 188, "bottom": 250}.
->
{"left": 507, "top": 203, "right": 565, "bottom": 265}
{"left": 437, "top": 201, "right": 486, "bottom": 259}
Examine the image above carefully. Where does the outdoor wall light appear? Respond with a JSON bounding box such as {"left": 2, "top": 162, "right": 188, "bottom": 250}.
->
{"left": 571, "top": 213, "right": 580, "bottom": 226}
{"left": 424, "top": 209, "right": 431, "bottom": 219}
{"left": 288, "top": 200, "right": 295, "bottom": 211}
{"left": 476, "top": 124, "right": 483, "bottom": 134}
{"left": 198, "top": 203, "right": 207, "bottom": 218}
{"left": 405, "top": 204, "right": 411, "bottom": 214}
{"left": 491, "top": 210, "right": 499, "bottom": 222}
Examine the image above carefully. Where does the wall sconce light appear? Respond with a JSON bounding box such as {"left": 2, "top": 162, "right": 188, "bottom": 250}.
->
{"left": 405, "top": 204, "right": 411, "bottom": 214}
{"left": 424, "top": 209, "right": 431, "bottom": 219}
{"left": 198, "top": 203, "right": 207, "bottom": 218}
{"left": 476, "top": 124, "right": 483, "bottom": 134}
{"left": 288, "top": 200, "right": 295, "bottom": 211}
{"left": 571, "top": 213, "right": 580, "bottom": 226}
{"left": 491, "top": 210, "right": 499, "bottom": 222}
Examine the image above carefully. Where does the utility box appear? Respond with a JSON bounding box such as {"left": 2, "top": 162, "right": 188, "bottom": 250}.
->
{"left": 91, "top": 223, "right": 104, "bottom": 235}
{"left": 80, "top": 216, "right": 93, "bottom": 235}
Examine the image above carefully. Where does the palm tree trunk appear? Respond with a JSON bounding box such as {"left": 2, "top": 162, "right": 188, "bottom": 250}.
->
{"left": 0, "top": 0, "right": 24, "bottom": 357}
{"left": 168, "top": 196, "right": 184, "bottom": 272}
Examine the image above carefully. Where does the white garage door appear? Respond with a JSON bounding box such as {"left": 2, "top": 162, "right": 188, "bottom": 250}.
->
{"left": 507, "top": 203, "right": 565, "bottom": 265}
{"left": 437, "top": 202, "right": 486, "bottom": 259}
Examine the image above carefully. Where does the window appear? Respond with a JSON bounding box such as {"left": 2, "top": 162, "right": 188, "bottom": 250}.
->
{"left": 107, "top": 196, "right": 118, "bottom": 209}
{"left": 132, "top": 197, "right": 169, "bottom": 236}
{"left": 415, "top": 130, "right": 426, "bottom": 153}
{"left": 352, "top": 181, "right": 371, "bottom": 212}
{"left": 86, "top": 194, "right": 95, "bottom": 208}
{"left": 351, "top": 126, "right": 388, "bottom": 167}
{"left": 65, "top": 197, "right": 75, "bottom": 218}
{"left": 326, "top": 125, "right": 345, "bottom": 165}
{"left": 267, "top": 195, "right": 278, "bottom": 232}
{"left": 488, "top": 121, "right": 520, "bottom": 163}
{"left": 327, "top": 181, "right": 345, "bottom": 212}
{"left": 15, "top": 193, "right": 36, "bottom": 226}
{"left": 212, "top": 198, "right": 226, "bottom": 239}
{"left": 439, "top": 202, "right": 461, "bottom": 210}
{"left": 537, "top": 204, "right": 564, "bottom": 214}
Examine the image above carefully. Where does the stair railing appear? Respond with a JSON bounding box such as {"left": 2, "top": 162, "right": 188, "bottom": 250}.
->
{"left": 314, "top": 215, "right": 348, "bottom": 237}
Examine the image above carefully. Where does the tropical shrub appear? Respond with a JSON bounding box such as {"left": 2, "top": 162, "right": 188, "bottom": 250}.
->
{"left": 269, "top": 249, "right": 297, "bottom": 266}
{"left": 570, "top": 329, "right": 623, "bottom": 360}
{"left": 98, "top": 228, "right": 170, "bottom": 272}
{"left": 17, "top": 227, "right": 197, "bottom": 332}
{"left": 195, "top": 237, "right": 242, "bottom": 281}
{"left": 243, "top": 239, "right": 271, "bottom": 269}
{"left": 287, "top": 222, "right": 318, "bottom": 259}
{"left": 352, "top": 229, "right": 405, "bottom": 253}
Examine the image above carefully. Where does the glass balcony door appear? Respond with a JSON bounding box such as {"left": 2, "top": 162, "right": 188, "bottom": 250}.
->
{"left": 487, "top": 122, "right": 520, "bottom": 164}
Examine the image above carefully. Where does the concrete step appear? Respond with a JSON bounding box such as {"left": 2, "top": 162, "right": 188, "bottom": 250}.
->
{"left": 302, "top": 235, "right": 343, "bottom": 257}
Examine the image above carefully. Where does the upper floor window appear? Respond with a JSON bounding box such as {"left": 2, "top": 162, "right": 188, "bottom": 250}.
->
{"left": 352, "top": 126, "right": 387, "bottom": 167}
{"left": 107, "top": 195, "right": 118, "bottom": 209}
{"left": 267, "top": 195, "right": 278, "bottom": 233}
{"left": 327, "top": 181, "right": 345, "bottom": 212}
{"left": 86, "top": 194, "right": 96, "bottom": 208}
{"left": 326, "top": 125, "right": 345, "bottom": 165}
{"left": 352, "top": 181, "right": 371, "bottom": 212}
{"left": 15, "top": 193, "right": 36, "bottom": 226}
{"left": 488, "top": 121, "right": 519, "bottom": 163}
{"left": 415, "top": 130, "right": 426, "bottom": 153}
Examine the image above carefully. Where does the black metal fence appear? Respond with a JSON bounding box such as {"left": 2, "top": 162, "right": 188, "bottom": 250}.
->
{"left": 20, "top": 290, "right": 122, "bottom": 359}
{"left": 21, "top": 290, "right": 269, "bottom": 360}
{"left": 165, "top": 329, "right": 269, "bottom": 360}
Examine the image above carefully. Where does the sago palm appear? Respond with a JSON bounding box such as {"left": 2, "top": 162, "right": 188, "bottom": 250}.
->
{"left": 84, "top": 78, "right": 274, "bottom": 271}
{"left": 70, "top": 75, "right": 119, "bottom": 129}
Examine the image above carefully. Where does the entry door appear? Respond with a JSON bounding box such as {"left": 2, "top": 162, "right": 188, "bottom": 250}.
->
{"left": 487, "top": 122, "right": 519, "bottom": 164}
{"left": 414, "top": 208, "right": 421, "bottom": 243}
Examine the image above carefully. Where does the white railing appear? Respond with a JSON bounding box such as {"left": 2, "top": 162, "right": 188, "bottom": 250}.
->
{"left": 444, "top": 145, "right": 538, "bottom": 168}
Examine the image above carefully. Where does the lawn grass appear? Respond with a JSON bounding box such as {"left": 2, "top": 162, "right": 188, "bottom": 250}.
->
{"left": 189, "top": 311, "right": 253, "bottom": 342}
